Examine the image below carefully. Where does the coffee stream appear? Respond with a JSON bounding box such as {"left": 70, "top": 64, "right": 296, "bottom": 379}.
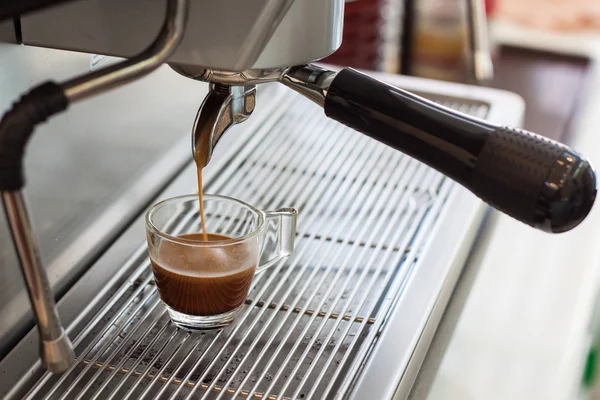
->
{"left": 195, "top": 134, "right": 209, "bottom": 241}
{"left": 197, "top": 167, "right": 208, "bottom": 242}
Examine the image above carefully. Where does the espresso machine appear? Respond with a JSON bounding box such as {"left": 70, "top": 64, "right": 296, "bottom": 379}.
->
{"left": 0, "top": 0, "right": 596, "bottom": 398}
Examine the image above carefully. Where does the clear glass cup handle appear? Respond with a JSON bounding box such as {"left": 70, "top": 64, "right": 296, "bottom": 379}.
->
{"left": 257, "top": 208, "right": 298, "bottom": 273}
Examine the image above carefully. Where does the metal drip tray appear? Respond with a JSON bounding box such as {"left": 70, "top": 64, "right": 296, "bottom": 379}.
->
{"left": 0, "top": 77, "right": 524, "bottom": 400}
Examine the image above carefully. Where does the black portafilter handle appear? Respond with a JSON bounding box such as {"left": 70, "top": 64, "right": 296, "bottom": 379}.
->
{"left": 324, "top": 68, "right": 597, "bottom": 233}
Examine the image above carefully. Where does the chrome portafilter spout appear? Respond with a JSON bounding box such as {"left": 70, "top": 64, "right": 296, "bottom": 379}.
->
{"left": 192, "top": 84, "right": 256, "bottom": 167}
{"left": 2, "top": 192, "right": 74, "bottom": 372}
{"left": 175, "top": 63, "right": 596, "bottom": 233}
{"left": 171, "top": 64, "right": 327, "bottom": 166}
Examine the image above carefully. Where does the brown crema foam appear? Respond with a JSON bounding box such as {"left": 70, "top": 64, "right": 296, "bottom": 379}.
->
{"left": 151, "top": 233, "right": 256, "bottom": 315}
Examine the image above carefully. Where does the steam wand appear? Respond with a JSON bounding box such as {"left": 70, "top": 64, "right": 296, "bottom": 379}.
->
{"left": 0, "top": 0, "right": 189, "bottom": 372}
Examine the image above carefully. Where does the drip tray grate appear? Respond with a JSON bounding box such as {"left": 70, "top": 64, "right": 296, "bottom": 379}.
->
{"left": 23, "top": 94, "right": 488, "bottom": 400}
{"left": 241, "top": 298, "right": 377, "bottom": 324}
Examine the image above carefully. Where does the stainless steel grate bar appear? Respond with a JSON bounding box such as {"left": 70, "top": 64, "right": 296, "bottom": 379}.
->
{"left": 25, "top": 205, "right": 201, "bottom": 399}
{"left": 33, "top": 207, "right": 201, "bottom": 400}
{"left": 202, "top": 134, "right": 386, "bottom": 394}
{"left": 177, "top": 126, "right": 371, "bottom": 400}
{"left": 19, "top": 91, "right": 490, "bottom": 400}
{"left": 57, "top": 298, "right": 162, "bottom": 399}
{"left": 66, "top": 199, "right": 240, "bottom": 399}
{"left": 131, "top": 333, "right": 193, "bottom": 399}
{"left": 40, "top": 286, "right": 158, "bottom": 399}
{"left": 32, "top": 195, "right": 231, "bottom": 399}
{"left": 306, "top": 175, "right": 444, "bottom": 399}
{"left": 116, "top": 108, "right": 356, "bottom": 395}
{"left": 26, "top": 257, "right": 151, "bottom": 397}
{"left": 268, "top": 168, "right": 438, "bottom": 400}
{"left": 293, "top": 173, "right": 442, "bottom": 398}
{"left": 194, "top": 126, "right": 391, "bottom": 397}
{"left": 237, "top": 144, "right": 429, "bottom": 396}
{"left": 248, "top": 163, "right": 431, "bottom": 399}
{"left": 206, "top": 100, "right": 316, "bottom": 201}
{"left": 103, "top": 322, "right": 178, "bottom": 399}
{"left": 331, "top": 179, "right": 455, "bottom": 398}
{"left": 242, "top": 299, "right": 377, "bottom": 324}
{"left": 219, "top": 145, "right": 411, "bottom": 399}
{"left": 129, "top": 103, "right": 356, "bottom": 397}
{"left": 79, "top": 311, "right": 170, "bottom": 400}
{"left": 141, "top": 336, "right": 202, "bottom": 399}
{"left": 112, "top": 204, "right": 248, "bottom": 399}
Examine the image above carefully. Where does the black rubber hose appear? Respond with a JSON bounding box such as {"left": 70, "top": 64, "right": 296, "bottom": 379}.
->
{"left": 0, "top": 82, "right": 68, "bottom": 191}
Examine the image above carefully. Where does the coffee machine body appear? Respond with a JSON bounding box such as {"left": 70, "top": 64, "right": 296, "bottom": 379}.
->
{"left": 17, "top": 0, "right": 344, "bottom": 71}
{"left": 0, "top": 0, "right": 596, "bottom": 378}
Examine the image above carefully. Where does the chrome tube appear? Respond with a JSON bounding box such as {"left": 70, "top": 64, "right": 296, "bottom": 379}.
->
{"left": 280, "top": 64, "right": 338, "bottom": 107}
{"left": 2, "top": 192, "right": 74, "bottom": 373}
{"left": 62, "top": 0, "right": 189, "bottom": 103}
{"left": 0, "top": 0, "right": 190, "bottom": 373}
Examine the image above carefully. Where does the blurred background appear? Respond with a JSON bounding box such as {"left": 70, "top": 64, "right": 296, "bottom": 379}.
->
{"left": 323, "top": 0, "right": 598, "bottom": 143}
{"left": 322, "top": 0, "right": 600, "bottom": 399}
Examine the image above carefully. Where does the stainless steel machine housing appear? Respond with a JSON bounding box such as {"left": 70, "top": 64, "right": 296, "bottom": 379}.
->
{"left": 19, "top": 0, "right": 344, "bottom": 71}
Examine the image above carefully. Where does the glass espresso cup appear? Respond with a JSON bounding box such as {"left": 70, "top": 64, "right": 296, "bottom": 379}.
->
{"left": 146, "top": 194, "right": 297, "bottom": 330}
